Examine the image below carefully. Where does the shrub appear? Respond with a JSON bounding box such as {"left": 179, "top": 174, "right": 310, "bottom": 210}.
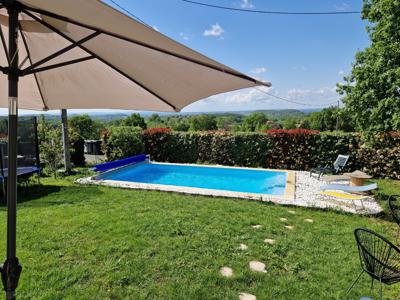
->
{"left": 37, "top": 121, "right": 63, "bottom": 176}
{"left": 102, "top": 126, "right": 144, "bottom": 161}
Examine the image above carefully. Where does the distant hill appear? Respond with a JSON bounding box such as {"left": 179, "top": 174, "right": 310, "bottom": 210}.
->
{"left": 13, "top": 108, "right": 320, "bottom": 121}
{"left": 235, "top": 109, "right": 306, "bottom": 119}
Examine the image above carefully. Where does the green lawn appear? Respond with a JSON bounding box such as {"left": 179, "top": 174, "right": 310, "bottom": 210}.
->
{"left": 1, "top": 174, "right": 399, "bottom": 299}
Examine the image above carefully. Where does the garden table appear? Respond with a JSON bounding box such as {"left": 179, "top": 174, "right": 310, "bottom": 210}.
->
{"left": 343, "top": 170, "right": 372, "bottom": 187}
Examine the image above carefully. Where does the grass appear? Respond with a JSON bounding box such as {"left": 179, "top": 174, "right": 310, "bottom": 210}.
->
{"left": 0, "top": 174, "right": 399, "bottom": 299}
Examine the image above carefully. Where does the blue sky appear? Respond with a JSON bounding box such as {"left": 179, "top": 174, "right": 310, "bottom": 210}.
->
{"left": 113, "top": 0, "right": 369, "bottom": 112}
{"left": 10, "top": 0, "right": 369, "bottom": 115}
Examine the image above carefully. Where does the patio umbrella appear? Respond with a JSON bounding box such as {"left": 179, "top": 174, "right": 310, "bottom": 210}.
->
{"left": 0, "top": 0, "right": 270, "bottom": 298}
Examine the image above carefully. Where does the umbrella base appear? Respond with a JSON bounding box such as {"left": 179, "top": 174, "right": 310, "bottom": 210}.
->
{"left": 0, "top": 257, "right": 22, "bottom": 299}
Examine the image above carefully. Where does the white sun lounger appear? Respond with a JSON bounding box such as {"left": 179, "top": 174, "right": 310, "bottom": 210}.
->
{"left": 320, "top": 183, "right": 378, "bottom": 192}
{"left": 321, "top": 175, "right": 350, "bottom": 182}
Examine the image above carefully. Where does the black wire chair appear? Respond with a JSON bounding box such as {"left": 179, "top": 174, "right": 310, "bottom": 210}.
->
{"left": 389, "top": 195, "right": 400, "bottom": 228}
{"left": 347, "top": 228, "right": 400, "bottom": 299}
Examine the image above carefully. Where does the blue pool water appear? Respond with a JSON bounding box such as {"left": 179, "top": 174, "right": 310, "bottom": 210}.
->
{"left": 97, "top": 162, "right": 287, "bottom": 195}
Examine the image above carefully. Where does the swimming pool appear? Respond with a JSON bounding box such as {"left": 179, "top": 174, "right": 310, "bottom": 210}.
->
{"left": 94, "top": 162, "right": 294, "bottom": 199}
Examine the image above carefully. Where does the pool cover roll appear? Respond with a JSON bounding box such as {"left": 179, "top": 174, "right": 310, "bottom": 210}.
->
{"left": 92, "top": 154, "right": 147, "bottom": 172}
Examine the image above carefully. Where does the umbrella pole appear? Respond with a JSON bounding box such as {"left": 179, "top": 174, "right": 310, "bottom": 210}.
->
{"left": 1, "top": 3, "right": 22, "bottom": 300}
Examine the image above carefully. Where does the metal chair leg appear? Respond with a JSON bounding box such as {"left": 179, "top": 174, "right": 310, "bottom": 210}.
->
{"left": 346, "top": 270, "right": 364, "bottom": 295}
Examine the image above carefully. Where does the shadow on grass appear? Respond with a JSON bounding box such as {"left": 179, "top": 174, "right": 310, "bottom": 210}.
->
{"left": 0, "top": 183, "right": 104, "bottom": 208}
{"left": 373, "top": 191, "right": 395, "bottom": 223}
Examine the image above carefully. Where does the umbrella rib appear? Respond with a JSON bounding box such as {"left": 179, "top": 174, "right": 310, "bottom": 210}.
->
{"left": 23, "top": 9, "right": 179, "bottom": 112}
{"left": 22, "top": 31, "right": 101, "bottom": 74}
{"left": 19, "top": 25, "right": 48, "bottom": 110}
{"left": 0, "top": 25, "right": 9, "bottom": 64}
{"left": 21, "top": 4, "right": 266, "bottom": 87}
{"left": 23, "top": 56, "right": 95, "bottom": 76}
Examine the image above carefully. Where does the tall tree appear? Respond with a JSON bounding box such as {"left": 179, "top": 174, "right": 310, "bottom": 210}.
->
{"left": 69, "top": 114, "right": 102, "bottom": 140}
{"left": 337, "top": 0, "right": 400, "bottom": 132}
{"left": 241, "top": 112, "right": 268, "bottom": 132}
{"left": 189, "top": 115, "right": 217, "bottom": 131}
{"left": 122, "top": 113, "right": 147, "bottom": 129}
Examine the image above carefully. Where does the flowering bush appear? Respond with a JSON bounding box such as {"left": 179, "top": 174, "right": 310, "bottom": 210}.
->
{"left": 143, "top": 127, "right": 171, "bottom": 135}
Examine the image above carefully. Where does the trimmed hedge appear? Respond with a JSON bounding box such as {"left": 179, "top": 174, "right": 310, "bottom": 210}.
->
{"left": 104, "top": 128, "right": 400, "bottom": 179}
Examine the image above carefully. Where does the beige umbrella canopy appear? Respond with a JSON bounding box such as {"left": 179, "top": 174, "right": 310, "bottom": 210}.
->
{"left": 0, "top": 0, "right": 268, "bottom": 298}
{"left": 0, "top": 0, "right": 269, "bottom": 112}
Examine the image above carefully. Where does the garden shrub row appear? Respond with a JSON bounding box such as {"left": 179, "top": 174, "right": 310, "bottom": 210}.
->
{"left": 101, "top": 128, "right": 400, "bottom": 179}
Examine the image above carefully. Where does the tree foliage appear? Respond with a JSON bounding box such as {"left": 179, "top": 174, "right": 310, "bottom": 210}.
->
{"left": 69, "top": 114, "right": 102, "bottom": 140}
{"left": 101, "top": 126, "right": 144, "bottom": 161}
{"left": 38, "top": 116, "right": 63, "bottom": 175}
{"left": 189, "top": 115, "right": 217, "bottom": 131}
{"left": 337, "top": 0, "right": 400, "bottom": 132}
{"left": 241, "top": 112, "right": 268, "bottom": 132}
{"left": 122, "top": 113, "right": 147, "bottom": 129}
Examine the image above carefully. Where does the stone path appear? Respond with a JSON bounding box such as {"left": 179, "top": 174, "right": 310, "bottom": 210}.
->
{"left": 227, "top": 211, "right": 311, "bottom": 298}
{"left": 220, "top": 267, "right": 234, "bottom": 278}
{"left": 239, "top": 292, "right": 257, "bottom": 300}
{"left": 239, "top": 243, "right": 248, "bottom": 250}
{"left": 264, "top": 238, "right": 275, "bottom": 245}
{"left": 239, "top": 293, "right": 257, "bottom": 300}
{"left": 249, "top": 261, "right": 267, "bottom": 273}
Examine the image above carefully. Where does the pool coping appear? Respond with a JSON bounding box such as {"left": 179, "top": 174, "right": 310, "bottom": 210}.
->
{"left": 78, "top": 161, "right": 296, "bottom": 202}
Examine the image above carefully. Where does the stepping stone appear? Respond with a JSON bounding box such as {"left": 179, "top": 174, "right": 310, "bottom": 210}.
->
{"left": 220, "top": 266, "right": 233, "bottom": 277}
{"left": 264, "top": 238, "right": 275, "bottom": 245}
{"left": 249, "top": 261, "right": 267, "bottom": 273}
{"left": 251, "top": 225, "right": 262, "bottom": 229}
{"left": 239, "top": 243, "right": 248, "bottom": 250}
{"left": 239, "top": 292, "right": 257, "bottom": 300}
{"left": 280, "top": 218, "right": 288, "bottom": 222}
{"left": 285, "top": 225, "right": 294, "bottom": 230}
{"left": 304, "top": 219, "right": 314, "bottom": 223}
{"left": 288, "top": 210, "right": 296, "bottom": 214}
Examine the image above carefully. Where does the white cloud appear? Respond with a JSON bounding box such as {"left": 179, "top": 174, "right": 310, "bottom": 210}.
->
{"left": 291, "top": 65, "right": 308, "bottom": 71}
{"left": 192, "top": 86, "right": 273, "bottom": 107}
{"left": 286, "top": 86, "right": 338, "bottom": 103}
{"left": 180, "top": 32, "right": 190, "bottom": 41}
{"left": 334, "top": 2, "right": 350, "bottom": 11}
{"left": 250, "top": 67, "right": 267, "bottom": 75}
{"left": 240, "top": 0, "right": 254, "bottom": 9}
{"left": 203, "top": 23, "right": 224, "bottom": 37}
{"left": 338, "top": 70, "right": 345, "bottom": 75}
{"left": 183, "top": 85, "right": 340, "bottom": 112}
